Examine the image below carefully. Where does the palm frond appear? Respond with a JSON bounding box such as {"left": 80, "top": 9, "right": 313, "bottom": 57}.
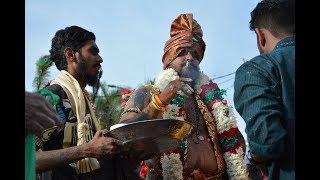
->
{"left": 32, "top": 55, "right": 53, "bottom": 91}
{"left": 94, "top": 82, "right": 126, "bottom": 130}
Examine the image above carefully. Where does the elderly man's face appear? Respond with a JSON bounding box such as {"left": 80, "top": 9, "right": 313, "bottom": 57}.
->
{"left": 168, "top": 48, "right": 200, "bottom": 88}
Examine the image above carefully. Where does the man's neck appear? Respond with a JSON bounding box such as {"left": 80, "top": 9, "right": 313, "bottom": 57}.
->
{"left": 269, "top": 33, "right": 294, "bottom": 52}
{"left": 65, "top": 69, "right": 87, "bottom": 90}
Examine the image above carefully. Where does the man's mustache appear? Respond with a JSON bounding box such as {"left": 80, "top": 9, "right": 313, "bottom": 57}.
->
{"left": 182, "top": 63, "right": 199, "bottom": 71}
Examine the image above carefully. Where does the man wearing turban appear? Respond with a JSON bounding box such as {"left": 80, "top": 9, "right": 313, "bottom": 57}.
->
{"left": 120, "top": 14, "right": 248, "bottom": 180}
{"left": 162, "top": 13, "right": 206, "bottom": 69}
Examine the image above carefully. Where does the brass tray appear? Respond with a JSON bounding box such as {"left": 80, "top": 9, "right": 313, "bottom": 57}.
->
{"left": 103, "top": 119, "right": 194, "bottom": 158}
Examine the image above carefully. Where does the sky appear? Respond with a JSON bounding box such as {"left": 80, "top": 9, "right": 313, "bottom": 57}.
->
{"left": 26, "top": 0, "right": 261, "bottom": 141}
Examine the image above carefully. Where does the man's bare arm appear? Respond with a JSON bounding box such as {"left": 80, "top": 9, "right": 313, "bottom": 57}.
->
{"left": 120, "top": 86, "right": 162, "bottom": 123}
{"left": 120, "top": 78, "right": 193, "bottom": 123}
{"left": 36, "top": 130, "right": 128, "bottom": 173}
{"left": 36, "top": 144, "right": 86, "bottom": 172}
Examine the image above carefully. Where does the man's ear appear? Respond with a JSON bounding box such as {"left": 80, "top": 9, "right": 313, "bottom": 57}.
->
{"left": 255, "top": 28, "right": 266, "bottom": 48}
{"left": 64, "top": 47, "right": 76, "bottom": 62}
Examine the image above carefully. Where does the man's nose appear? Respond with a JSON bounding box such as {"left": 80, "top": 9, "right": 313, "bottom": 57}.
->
{"left": 97, "top": 55, "right": 103, "bottom": 63}
{"left": 186, "top": 52, "right": 192, "bottom": 60}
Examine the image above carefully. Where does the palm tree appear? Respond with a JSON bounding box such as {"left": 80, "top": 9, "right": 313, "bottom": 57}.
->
{"left": 32, "top": 55, "right": 53, "bottom": 92}
{"left": 144, "top": 78, "right": 155, "bottom": 85}
{"left": 94, "top": 81, "right": 129, "bottom": 130}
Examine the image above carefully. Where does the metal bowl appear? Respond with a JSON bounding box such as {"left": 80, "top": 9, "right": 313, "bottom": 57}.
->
{"left": 103, "top": 119, "right": 194, "bottom": 157}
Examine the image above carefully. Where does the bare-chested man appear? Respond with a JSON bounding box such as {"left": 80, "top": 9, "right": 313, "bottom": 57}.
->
{"left": 120, "top": 14, "right": 248, "bottom": 180}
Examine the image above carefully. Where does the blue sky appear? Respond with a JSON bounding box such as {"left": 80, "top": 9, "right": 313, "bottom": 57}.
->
{"left": 26, "top": 0, "right": 261, "bottom": 140}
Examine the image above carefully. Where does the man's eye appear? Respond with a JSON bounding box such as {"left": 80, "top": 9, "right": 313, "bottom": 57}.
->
{"left": 91, "top": 50, "right": 98, "bottom": 55}
{"left": 178, "top": 49, "right": 187, "bottom": 56}
{"left": 192, "top": 52, "right": 199, "bottom": 60}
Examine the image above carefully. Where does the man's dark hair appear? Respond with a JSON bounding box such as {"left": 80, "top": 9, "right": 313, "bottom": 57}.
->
{"left": 249, "top": 0, "right": 295, "bottom": 38}
{"left": 49, "top": 26, "right": 96, "bottom": 70}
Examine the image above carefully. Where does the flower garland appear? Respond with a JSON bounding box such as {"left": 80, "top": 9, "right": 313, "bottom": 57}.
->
{"left": 120, "top": 88, "right": 135, "bottom": 108}
{"left": 151, "top": 68, "right": 249, "bottom": 180}
{"left": 161, "top": 153, "right": 183, "bottom": 180}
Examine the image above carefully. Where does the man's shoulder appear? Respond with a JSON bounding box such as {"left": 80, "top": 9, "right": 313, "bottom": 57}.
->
{"left": 134, "top": 84, "right": 157, "bottom": 94}
{"left": 237, "top": 54, "right": 276, "bottom": 73}
{"left": 247, "top": 54, "right": 270, "bottom": 65}
{"left": 248, "top": 47, "right": 294, "bottom": 67}
{"left": 235, "top": 54, "right": 282, "bottom": 84}
{"left": 45, "top": 84, "right": 67, "bottom": 99}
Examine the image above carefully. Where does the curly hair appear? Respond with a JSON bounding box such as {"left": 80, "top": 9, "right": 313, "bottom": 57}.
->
{"left": 49, "top": 26, "right": 96, "bottom": 70}
{"left": 249, "top": 0, "right": 295, "bottom": 38}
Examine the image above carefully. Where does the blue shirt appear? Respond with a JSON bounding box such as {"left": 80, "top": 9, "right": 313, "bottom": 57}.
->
{"left": 234, "top": 37, "right": 295, "bottom": 180}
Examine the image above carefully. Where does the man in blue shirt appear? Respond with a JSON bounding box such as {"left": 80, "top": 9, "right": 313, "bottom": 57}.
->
{"left": 234, "top": 0, "right": 295, "bottom": 179}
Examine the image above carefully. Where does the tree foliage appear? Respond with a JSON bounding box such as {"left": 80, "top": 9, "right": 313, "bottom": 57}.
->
{"left": 94, "top": 81, "right": 127, "bottom": 130}
{"left": 32, "top": 55, "right": 53, "bottom": 92}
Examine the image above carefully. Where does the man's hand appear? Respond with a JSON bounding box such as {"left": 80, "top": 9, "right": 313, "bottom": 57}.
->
{"left": 159, "top": 77, "right": 194, "bottom": 104}
{"left": 251, "top": 153, "right": 269, "bottom": 178}
{"left": 25, "top": 91, "right": 63, "bottom": 137}
{"left": 190, "top": 169, "right": 208, "bottom": 180}
{"left": 85, "top": 130, "right": 129, "bottom": 159}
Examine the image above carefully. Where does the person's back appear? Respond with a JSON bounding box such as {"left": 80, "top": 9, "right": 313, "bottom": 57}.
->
{"left": 269, "top": 37, "right": 295, "bottom": 179}
{"left": 234, "top": 0, "right": 295, "bottom": 179}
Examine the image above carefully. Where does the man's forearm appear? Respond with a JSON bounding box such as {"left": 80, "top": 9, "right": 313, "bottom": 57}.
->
{"left": 123, "top": 104, "right": 162, "bottom": 124}
{"left": 36, "top": 144, "right": 88, "bottom": 173}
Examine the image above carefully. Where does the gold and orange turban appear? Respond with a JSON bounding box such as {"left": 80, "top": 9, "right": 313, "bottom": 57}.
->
{"left": 162, "top": 13, "right": 206, "bottom": 69}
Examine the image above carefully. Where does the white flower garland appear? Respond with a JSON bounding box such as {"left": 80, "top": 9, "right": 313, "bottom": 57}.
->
{"left": 224, "top": 148, "right": 248, "bottom": 180}
{"left": 162, "top": 104, "right": 184, "bottom": 120}
{"left": 160, "top": 153, "right": 183, "bottom": 180}
{"left": 211, "top": 102, "right": 238, "bottom": 132}
{"left": 154, "top": 68, "right": 249, "bottom": 180}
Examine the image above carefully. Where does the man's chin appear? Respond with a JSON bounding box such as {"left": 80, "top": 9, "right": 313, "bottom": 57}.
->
{"left": 87, "top": 77, "right": 99, "bottom": 87}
